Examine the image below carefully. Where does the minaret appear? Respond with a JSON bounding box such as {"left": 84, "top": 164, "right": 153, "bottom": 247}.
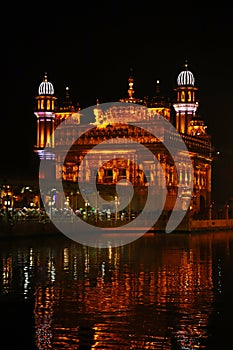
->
{"left": 34, "top": 73, "right": 57, "bottom": 152}
{"left": 34, "top": 73, "right": 57, "bottom": 180}
{"left": 173, "top": 61, "right": 198, "bottom": 134}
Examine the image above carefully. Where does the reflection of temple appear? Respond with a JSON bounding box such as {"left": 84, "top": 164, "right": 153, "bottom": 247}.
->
{"left": 0, "top": 234, "right": 219, "bottom": 349}
{"left": 34, "top": 62, "right": 212, "bottom": 216}
{"left": 2, "top": 231, "right": 233, "bottom": 348}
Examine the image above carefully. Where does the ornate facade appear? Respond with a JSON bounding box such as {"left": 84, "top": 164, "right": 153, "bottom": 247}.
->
{"left": 34, "top": 63, "right": 212, "bottom": 217}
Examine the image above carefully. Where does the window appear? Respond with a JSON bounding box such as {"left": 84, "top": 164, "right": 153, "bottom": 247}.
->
{"left": 104, "top": 169, "right": 113, "bottom": 183}
{"left": 181, "top": 91, "right": 185, "bottom": 102}
{"left": 119, "top": 168, "right": 126, "bottom": 179}
{"left": 188, "top": 91, "right": 192, "bottom": 102}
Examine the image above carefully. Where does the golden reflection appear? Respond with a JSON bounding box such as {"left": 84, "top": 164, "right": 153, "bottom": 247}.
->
{"left": 29, "top": 247, "right": 34, "bottom": 267}
{"left": 108, "top": 245, "right": 112, "bottom": 261}
{"left": 1, "top": 231, "right": 232, "bottom": 348}
{"left": 2, "top": 257, "right": 12, "bottom": 293}
{"left": 63, "top": 247, "right": 69, "bottom": 272}
{"left": 47, "top": 257, "right": 56, "bottom": 283}
{"left": 34, "top": 286, "right": 55, "bottom": 349}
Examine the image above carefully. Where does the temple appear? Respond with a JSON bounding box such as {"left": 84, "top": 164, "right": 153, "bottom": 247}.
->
{"left": 34, "top": 62, "right": 213, "bottom": 219}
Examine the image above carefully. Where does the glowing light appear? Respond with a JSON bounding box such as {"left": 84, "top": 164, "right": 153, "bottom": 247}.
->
{"left": 173, "top": 103, "right": 198, "bottom": 112}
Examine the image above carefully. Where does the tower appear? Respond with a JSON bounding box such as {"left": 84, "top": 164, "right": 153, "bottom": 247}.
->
{"left": 34, "top": 73, "right": 57, "bottom": 153}
{"left": 173, "top": 61, "right": 198, "bottom": 134}
{"left": 34, "top": 73, "right": 57, "bottom": 179}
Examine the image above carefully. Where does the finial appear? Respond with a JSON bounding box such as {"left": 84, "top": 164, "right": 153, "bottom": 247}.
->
{"left": 128, "top": 68, "right": 135, "bottom": 99}
{"left": 44, "top": 72, "right": 48, "bottom": 82}
{"left": 184, "top": 59, "right": 188, "bottom": 69}
{"left": 155, "top": 80, "right": 160, "bottom": 94}
{"left": 65, "top": 86, "right": 70, "bottom": 99}
{"left": 128, "top": 68, "right": 134, "bottom": 83}
{"left": 96, "top": 98, "right": 100, "bottom": 105}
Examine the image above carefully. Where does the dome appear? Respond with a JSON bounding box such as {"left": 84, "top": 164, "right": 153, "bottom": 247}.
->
{"left": 177, "top": 63, "right": 195, "bottom": 86}
{"left": 38, "top": 73, "right": 54, "bottom": 95}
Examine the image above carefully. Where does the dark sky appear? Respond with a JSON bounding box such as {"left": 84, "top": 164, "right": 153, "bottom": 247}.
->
{"left": 4, "top": 8, "right": 233, "bottom": 206}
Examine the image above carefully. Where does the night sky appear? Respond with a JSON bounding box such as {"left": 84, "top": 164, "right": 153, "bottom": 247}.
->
{"left": 4, "top": 8, "right": 233, "bottom": 207}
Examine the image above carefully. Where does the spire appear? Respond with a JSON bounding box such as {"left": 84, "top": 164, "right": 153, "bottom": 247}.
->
{"left": 128, "top": 67, "right": 135, "bottom": 99}
{"left": 64, "top": 86, "right": 72, "bottom": 106}
{"left": 65, "top": 86, "right": 70, "bottom": 100}
{"left": 155, "top": 80, "right": 160, "bottom": 95}
{"left": 119, "top": 67, "right": 143, "bottom": 104}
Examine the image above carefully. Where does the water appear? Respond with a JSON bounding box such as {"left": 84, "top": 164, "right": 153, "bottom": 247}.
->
{"left": 0, "top": 230, "right": 233, "bottom": 349}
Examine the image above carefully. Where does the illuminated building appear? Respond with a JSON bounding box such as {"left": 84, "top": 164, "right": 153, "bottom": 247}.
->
{"left": 34, "top": 62, "right": 212, "bottom": 217}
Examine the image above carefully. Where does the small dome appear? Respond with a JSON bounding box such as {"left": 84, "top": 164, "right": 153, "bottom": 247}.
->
{"left": 177, "top": 62, "right": 195, "bottom": 86}
{"left": 38, "top": 73, "right": 54, "bottom": 95}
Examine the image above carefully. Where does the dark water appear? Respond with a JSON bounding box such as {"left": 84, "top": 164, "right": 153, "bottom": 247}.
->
{"left": 0, "top": 231, "right": 233, "bottom": 350}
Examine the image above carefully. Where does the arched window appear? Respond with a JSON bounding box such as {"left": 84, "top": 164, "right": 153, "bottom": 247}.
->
{"left": 181, "top": 91, "right": 185, "bottom": 102}
{"left": 47, "top": 99, "right": 50, "bottom": 110}
{"left": 188, "top": 91, "right": 192, "bottom": 102}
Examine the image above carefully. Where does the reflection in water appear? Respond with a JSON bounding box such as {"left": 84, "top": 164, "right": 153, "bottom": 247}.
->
{"left": 34, "top": 286, "right": 55, "bottom": 349}
{"left": 2, "top": 256, "right": 12, "bottom": 294}
{"left": 0, "top": 231, "right": 233, "bottom": 349}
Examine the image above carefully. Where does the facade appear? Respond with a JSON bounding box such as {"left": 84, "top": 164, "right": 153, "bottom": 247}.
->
{"left": 34, "top": 63, "right": 212, "bottom": 218}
